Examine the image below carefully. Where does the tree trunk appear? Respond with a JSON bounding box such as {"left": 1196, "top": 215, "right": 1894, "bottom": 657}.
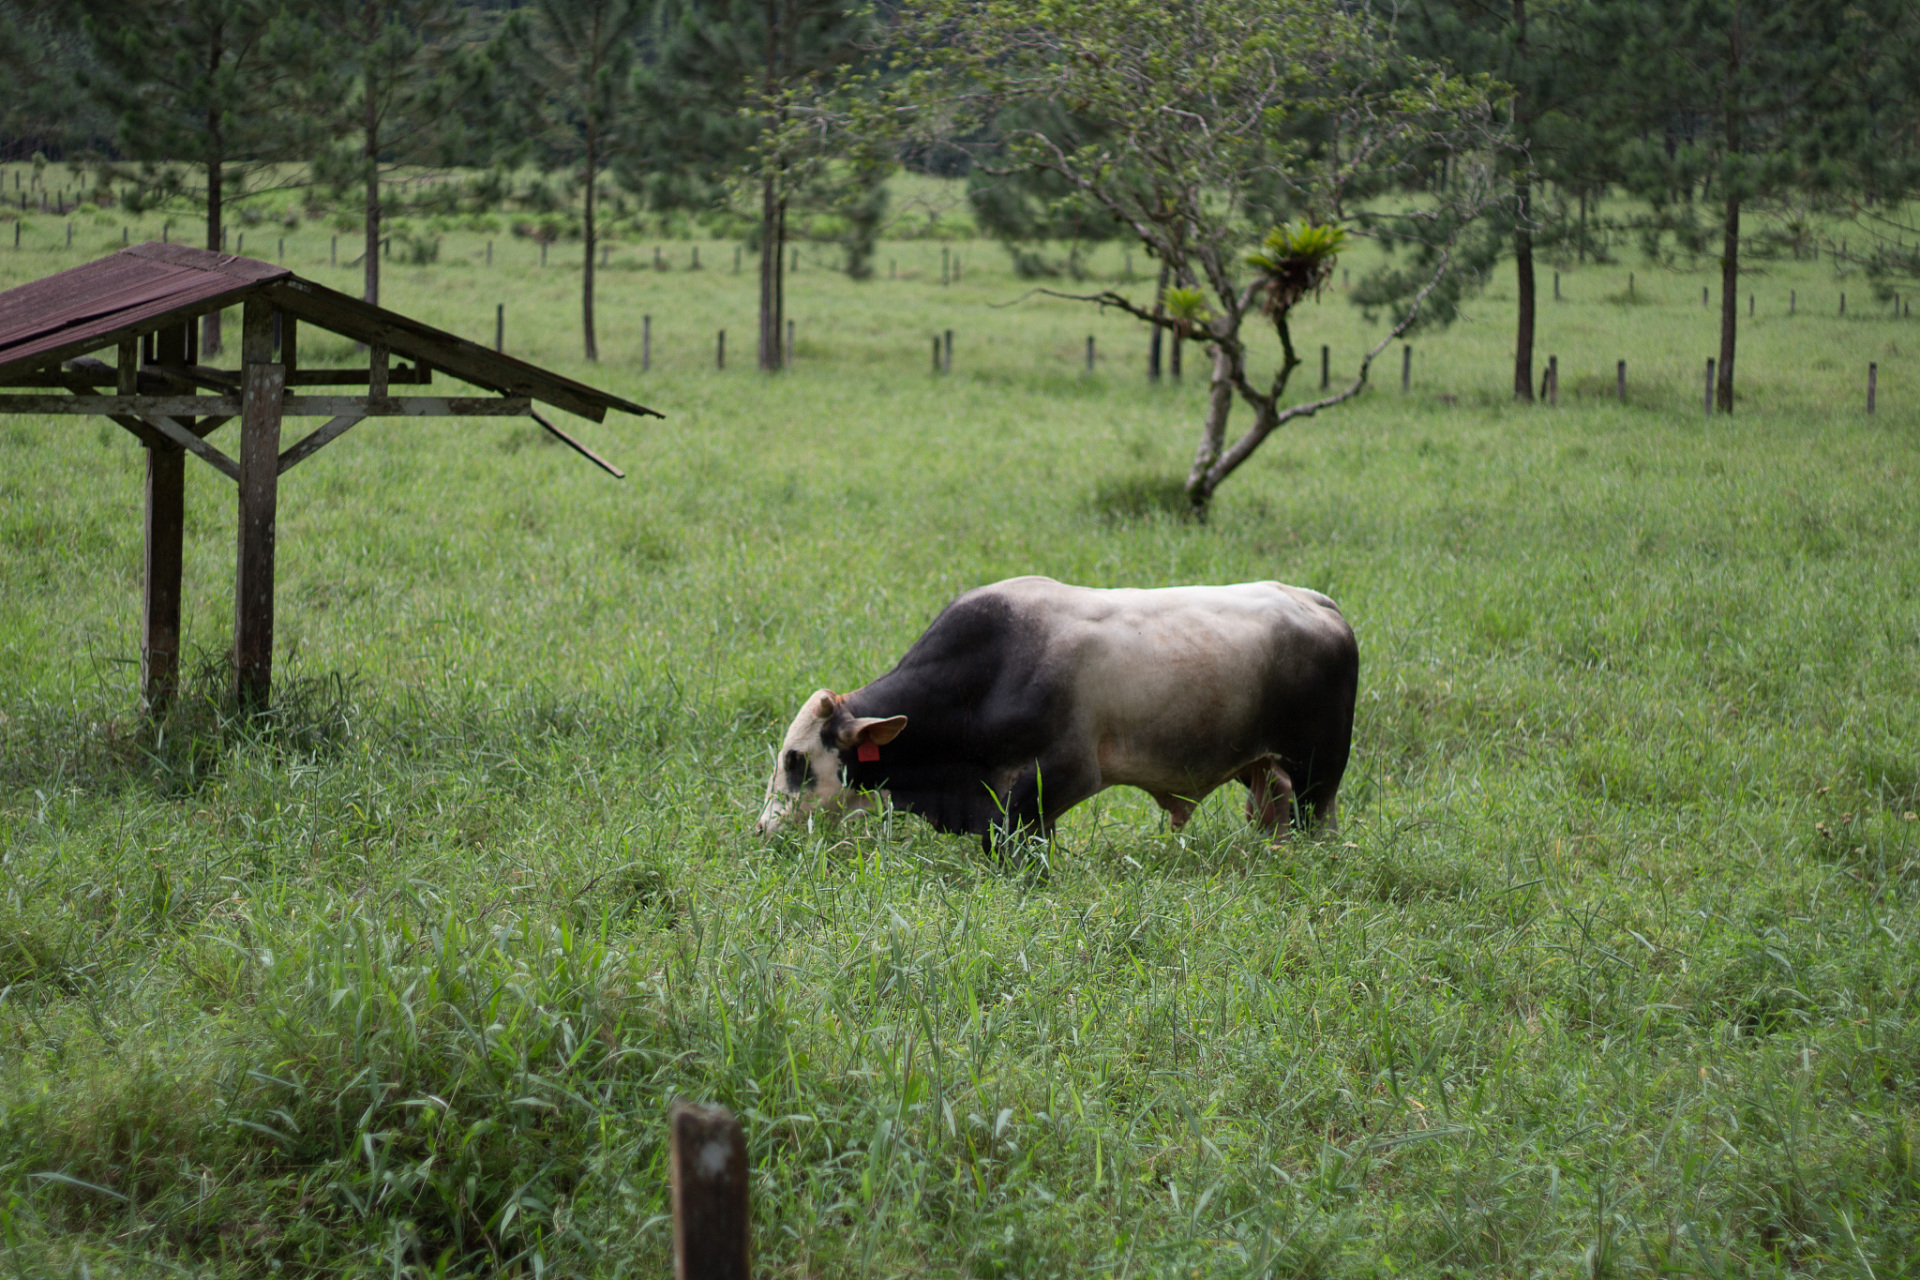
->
{"left": 758, "top": 173, "right": 780, "bottom": 370}
{"left": 363, "top": 65, "right": 380, "bottom": 307}
{"left": 1184, "top": 336, "right": 1238, "bottom": 518}
{"left": 582, "top": 128, "right": 599, "bottom": 362}
{"left": 1510, "top": 0, "right": 1530, "bottom": 402}
{"left": 203, "top": 102, "right": 224, "bottom": 356}
{"left": 1716, "top": 192, "right": 1738, "bottom": 413}
{"left": 1513, "top": 179, "right": 1535, "bottom": 402}
{"left": 1149, "top": 261, "right": 1168, "bottom": 379}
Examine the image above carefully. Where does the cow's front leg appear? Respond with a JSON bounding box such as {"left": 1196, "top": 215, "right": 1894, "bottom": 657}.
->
{"left": 997, "top": 752, "right": 1100, "bottom": 849}
{"left": 1241, "top": 758, "right": 1295, "bottom": 834}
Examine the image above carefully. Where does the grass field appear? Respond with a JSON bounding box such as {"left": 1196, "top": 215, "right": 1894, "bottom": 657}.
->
{"left": 2, "top": 172, "right": 1919, "bottom": 1277}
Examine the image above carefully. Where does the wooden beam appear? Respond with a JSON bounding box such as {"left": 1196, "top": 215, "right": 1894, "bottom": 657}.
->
{"left": 0, "top": 393, "right": 517, "bottom": 417}
{"left": 277, "top": 414, "right": 364, "bottom": 475}
{"left": 0, "top": 394, "right": 240, "bottom": 415}
{"left": 144, "top": 414, "right": 239, "bottom": 480}
{"left": 669, "top": 1103, "right": 750, "bottom": 1280}
{"left": 3, "top": 363, "right": 430, "bottom": 388}
{"left": 232, "top": 358, "right": 285, "bottom": 708}
{"left": 531, "top": 410, "right": 625, "bottom": 479}
{"left": 265, "top": 278, "right": 658, "bottom": 422}
{"left": 282, "top": 395, "right": 529, "bottom": 416}
{"left": 369, "top": 344, "right": 388, "bottom": 397}
{"left": 139, "top": 329, "right": 184, "bottom": 717}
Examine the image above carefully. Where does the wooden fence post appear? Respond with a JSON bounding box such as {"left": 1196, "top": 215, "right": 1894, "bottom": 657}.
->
{"left": 233, "top": 300, "right": 285, "bottom": 709}
{"left": 1867, "top": 363, "right": 1877, "bottom": 415}
{"left": 1400, "top": 344, "right": 1411, "bottom": 393}
{"left": 785, "top": 319, "right": 794, "bottom": 368}
{"left": 1616, "top": 360, "right": 1626, "bottom": 402}
{"left": 1547, "top": 354, "right": 1558, "bottom": 406}
{"left": 643, "top": 315, "right": 652, "bottom": 372}
{"left": 670, "top": 1102, "right": 749, "bottom": 1280}
{"left": 717, "top": 329, "right": 725, "bottom": 370}
{"left": 1704, "top": 359, "right": 1715, "bottom": 416}
{"left": 495, "top": 304, "right": 504, "bottom": 353}
{"left": 1320, "top": 345, "right": 1329, "bottom": 390}
{"left": 944, "top": 329, "right": 953, "bottom": 373}
{"left": 1086, "top": 335, "right": 1095, "bottom": 372}
{"left": 141, "top": 330, "right": 184, "bottom": 717}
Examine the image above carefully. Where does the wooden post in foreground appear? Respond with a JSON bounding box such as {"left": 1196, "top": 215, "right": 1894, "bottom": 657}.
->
{"left": 142, "top": 328, "right": 185, "bottom": 715}
{"left": 233, "top": 300, "right": 286, "bottom": 709}
{"left": 670, "top": 1103, "right": 749, "bottom": 1280}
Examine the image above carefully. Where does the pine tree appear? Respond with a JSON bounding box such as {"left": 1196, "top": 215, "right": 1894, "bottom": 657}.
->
{"left": 79, "top": 0, "right": 302, "bottom": 354}
{"left": 1599, "top": 0, "right": 1895, "bottom": 413}
{"left": 1402, "top": 0, "right": 1602, "bottom": 403}
{"left": 291, "top": 1, "right": 471, "bottom": 308}
{"left": 495, "top": 0, "right": 652, "bottom": 363}
{"left": 640, "top": 0, "right": 875, "bottom": 370}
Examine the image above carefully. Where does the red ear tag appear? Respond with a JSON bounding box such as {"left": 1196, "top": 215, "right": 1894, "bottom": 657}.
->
{"left": 857, "top": 741, "right": 880, "bottom": 763}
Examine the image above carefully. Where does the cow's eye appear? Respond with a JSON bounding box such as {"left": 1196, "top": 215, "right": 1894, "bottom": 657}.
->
{"left": 783, "top": 749, "right": 813, "bottom": 793}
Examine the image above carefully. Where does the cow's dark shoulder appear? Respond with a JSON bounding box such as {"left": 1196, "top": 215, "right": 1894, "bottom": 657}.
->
{"left": 838, "top": 587, "right": 1064, "bottom": 835}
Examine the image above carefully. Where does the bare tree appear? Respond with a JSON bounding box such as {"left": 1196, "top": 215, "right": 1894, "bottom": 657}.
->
{"left": 879, "top": 0, "right": 1508, "bottom": 516}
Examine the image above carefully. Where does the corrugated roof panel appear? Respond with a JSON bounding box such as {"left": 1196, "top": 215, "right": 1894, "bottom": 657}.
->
{"left": 0, "top": 245, "right": 290, "bottom": 378}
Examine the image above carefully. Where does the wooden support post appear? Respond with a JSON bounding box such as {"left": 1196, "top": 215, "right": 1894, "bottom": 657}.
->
{"left": 233, "top": 302, "right": 285, "bottom": 709}
{"left": 369, "top": 344, "right": 389, "bottom": 398}
{"left": 137, "top": 332, "right": 184, "bottom": 716}
{"left": 670, "top": 1103, "right": 750, "bottom": 1280}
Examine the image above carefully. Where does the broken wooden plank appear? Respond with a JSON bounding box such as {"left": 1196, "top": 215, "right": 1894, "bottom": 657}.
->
{"left": 531, "top": 410, "right": 625, "bottom": 479}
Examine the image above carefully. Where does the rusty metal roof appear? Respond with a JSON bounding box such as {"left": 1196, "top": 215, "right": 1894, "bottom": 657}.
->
{"left": 0, "top": 243, "right": 287, "bottom": 377}
{"left": 0, "top": 243, "right": 658, "bottom": 423}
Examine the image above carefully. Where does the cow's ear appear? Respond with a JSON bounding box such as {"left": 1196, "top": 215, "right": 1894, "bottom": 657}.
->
{"left": 849, "top": 715, "right": 907, "bottom": 746}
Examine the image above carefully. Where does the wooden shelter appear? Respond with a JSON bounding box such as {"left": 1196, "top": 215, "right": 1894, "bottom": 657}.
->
{"left": 0, "top": 242, "right": 658, "bottom": 712}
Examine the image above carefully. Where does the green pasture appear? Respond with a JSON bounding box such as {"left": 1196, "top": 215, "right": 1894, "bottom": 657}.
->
{"left": 1, "top": 173, "right": 1918, "bottom": 1277}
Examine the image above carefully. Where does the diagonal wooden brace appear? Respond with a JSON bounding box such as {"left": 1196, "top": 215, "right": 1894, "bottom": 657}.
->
{"left": 277, "top": 414, "right": 364, "bottom": 475}
{"left": 144, "top": 413, "right": 240, "bottom": 481}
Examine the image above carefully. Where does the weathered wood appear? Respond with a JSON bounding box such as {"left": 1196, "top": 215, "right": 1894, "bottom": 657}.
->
{"left": 369, "top": 344, "right": 389, "bottom": 397}
{"left": 277, "top": 414, "right": 364, "bottom": 475}
{"left": 669, "top": 1103, "right": 750, "bottom": 1280}
{"left": 233, "top": 360, "right": 286, "bottom": 708}
{"left": 143, "top": 415, "right": 240, "bottom": 480}
{"left": 142, "top": 431, "right": 186, "bottom": 716}
{"left": 283, "top": 395, "right": 529, "bottom": 416}
{"left": 0, "top": 394, "right": 239, "bottom": 415}
{"left": 264, "top": 278, "right": 656, "bottom": 422}
{"left": 530, "top": 410, "right": 625, "bottom": 479}
{"left": 0, "top": 393, "right": 521, "bottom": 418}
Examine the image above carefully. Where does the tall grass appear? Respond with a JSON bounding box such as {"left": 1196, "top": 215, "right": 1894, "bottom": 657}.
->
{"left": 1, "top": 173, "right": 1918, "bottom": 1276}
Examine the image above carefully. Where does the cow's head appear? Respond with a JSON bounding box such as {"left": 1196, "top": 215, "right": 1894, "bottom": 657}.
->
{"left": 756, "top": 689, "right": 907, "bottom": 836}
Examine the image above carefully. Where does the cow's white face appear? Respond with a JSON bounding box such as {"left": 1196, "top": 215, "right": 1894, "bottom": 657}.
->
{"left": 755, "top": 689, "right": 906, "bottom": 836}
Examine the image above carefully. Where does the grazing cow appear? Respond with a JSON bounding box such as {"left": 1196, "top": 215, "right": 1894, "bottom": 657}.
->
{"left": 756, "top": 576, "right": 1358, "bottom": 849}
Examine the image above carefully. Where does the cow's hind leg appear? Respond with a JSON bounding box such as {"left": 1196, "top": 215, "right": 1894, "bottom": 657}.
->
{"left": 1240, "top": 757, "right": 1295, "bottom": 835}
